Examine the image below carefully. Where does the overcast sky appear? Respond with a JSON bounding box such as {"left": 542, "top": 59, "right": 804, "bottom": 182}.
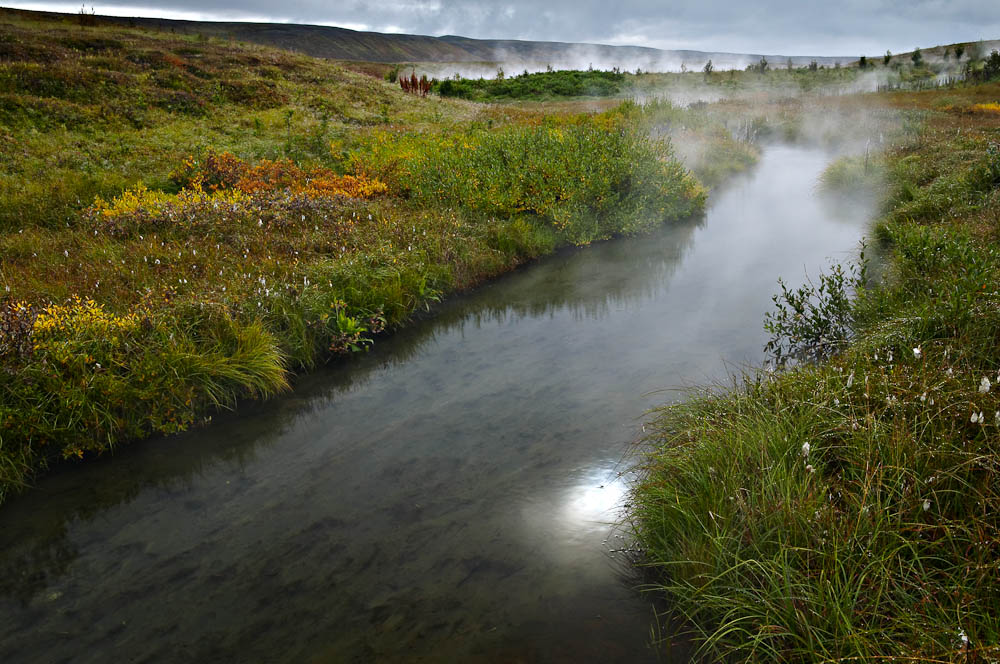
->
{"left": 5, "top": 0, "right": 1000, "bottom": 56}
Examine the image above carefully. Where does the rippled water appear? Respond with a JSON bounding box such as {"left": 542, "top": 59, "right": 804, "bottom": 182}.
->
{"left": 0, "top": 144, "right": 870, "bottom": 662}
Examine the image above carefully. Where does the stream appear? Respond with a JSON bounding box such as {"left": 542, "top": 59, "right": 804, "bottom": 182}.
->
{"left": 0, "top": 143, "right": 871, "bottom": 662}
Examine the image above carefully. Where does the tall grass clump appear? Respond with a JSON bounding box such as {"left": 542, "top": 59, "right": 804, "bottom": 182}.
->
{"left": 631, "top": 85, "right": 1000, "bottom": 661}
{"left": 0, "top": 299, "right": 288, "bottom": 503}
{"left": 818, "top": 154, "right": 885, "bottom": 199}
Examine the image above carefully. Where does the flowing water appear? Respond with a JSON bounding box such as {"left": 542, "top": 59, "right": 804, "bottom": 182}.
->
{"left": 0, "top": 144, "right": 871, "bottom": 662}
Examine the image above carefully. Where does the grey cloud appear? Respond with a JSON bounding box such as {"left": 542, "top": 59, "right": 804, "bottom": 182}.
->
{"left": 16, "top": 0, "right": 1000, "bottom": 55}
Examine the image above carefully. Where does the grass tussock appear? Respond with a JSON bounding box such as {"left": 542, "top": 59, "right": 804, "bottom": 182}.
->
{"left": 818, "top": 154, "right": 884, "bottom": 196}
{"left": 0, "top": 15, "right": 707, "bottom": 503}
{"left": 632, "top": 81, "right": 1000, "bottom": 661}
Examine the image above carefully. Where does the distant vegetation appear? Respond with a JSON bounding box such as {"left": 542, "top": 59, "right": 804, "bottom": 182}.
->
{"left": 435, "top": 68, "right": 626, "bottom": 100}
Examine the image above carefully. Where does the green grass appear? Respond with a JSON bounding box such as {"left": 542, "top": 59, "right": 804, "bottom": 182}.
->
{"left": 434, "top": 68, "right": 627, "bottom": 101}
{"left": 818, "top": 154, "right": 883, "bottom": 194}
{"left": 0, "top": 15, "right": 708, "bottom": 504}
{"left": 430, "top": 64, "right": 871, "bottom": 103}
{"left": 631, "top": 82, "right": 1000, "bottom": 661}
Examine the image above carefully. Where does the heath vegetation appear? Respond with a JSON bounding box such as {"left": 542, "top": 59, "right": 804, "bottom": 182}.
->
{"left": 0, "top": 12, "right": 705, "bottom": 502}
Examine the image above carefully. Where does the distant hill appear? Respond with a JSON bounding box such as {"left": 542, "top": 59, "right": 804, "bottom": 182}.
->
{"left": 1, "top": 7, "right": 850, "bottom": 72}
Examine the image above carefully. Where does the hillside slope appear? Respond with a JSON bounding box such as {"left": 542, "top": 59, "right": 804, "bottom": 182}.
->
{"left": 1, "top": 7, "right": 848, "bottom": 69}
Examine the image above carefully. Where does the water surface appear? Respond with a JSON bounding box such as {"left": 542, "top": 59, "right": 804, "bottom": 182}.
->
{"left": 0, "top": 144, "right": 870, "bottom": 662}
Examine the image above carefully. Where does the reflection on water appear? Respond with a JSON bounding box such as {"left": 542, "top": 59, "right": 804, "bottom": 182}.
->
{"left": 0, "top": 145, "right": 871, "bottom": 662}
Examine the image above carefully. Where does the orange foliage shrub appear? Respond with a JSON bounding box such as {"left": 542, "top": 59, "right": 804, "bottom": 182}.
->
{"left": 170, "top": 151, "right": 387, "bottom": 199}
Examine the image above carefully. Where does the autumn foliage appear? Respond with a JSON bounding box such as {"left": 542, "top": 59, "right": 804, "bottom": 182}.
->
{"left": 399, "top": 71, "right": 432, "bottom": 96}
{"left": 170, "top": 151, "right": 388, "bottom": 199}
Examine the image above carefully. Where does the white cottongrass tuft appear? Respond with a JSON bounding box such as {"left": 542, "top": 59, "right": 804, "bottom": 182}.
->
{"left": 913, "top": 347, "right": 921, "bottom": 359}
{"left": 971, "top": 411, "right": 985, "bottom": 425}
{"left": 923, "top": 499, "right": 931, "bottom": 511}
{"left": 980, "top": 376, "right": 991, "bottom": 394}
{"left": 846, "top": 371, "right": 854, "bottom": 388}
{"left": 805, "top": 464, "right": 815, "bottom": 474}
{"left": 801, "top": 441, "right": 810, "bottom": 457}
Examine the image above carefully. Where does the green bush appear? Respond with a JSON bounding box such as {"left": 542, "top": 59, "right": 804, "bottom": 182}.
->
{"left": 351, "top": 115, "right": 705, "bottom": 245}
{"left": 434, "top": 69, "right": 626, "bottom": 101}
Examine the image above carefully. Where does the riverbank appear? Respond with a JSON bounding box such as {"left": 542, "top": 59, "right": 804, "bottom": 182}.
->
{"left": 631, "top": 81, "right": 1000, "bottom": 660}
{"left": 0, "top": 15, "right": 708, "bottom": 503}
{"left": 0, "top": 137, "right": 870, "bottom": 664}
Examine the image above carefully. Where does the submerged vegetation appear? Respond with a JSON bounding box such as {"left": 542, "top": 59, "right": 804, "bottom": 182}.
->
{"left": 632, "top": 81, "right": 1000, "bottom": 660}
{"left": 0, "top": 13, "right": 705, "bottom": 502}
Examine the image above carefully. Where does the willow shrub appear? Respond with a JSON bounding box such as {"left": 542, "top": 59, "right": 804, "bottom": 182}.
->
{"left": 351, "top": 115, "right": 706, "bottom": 245}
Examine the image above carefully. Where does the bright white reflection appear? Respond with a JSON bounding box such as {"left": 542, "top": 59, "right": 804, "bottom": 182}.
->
{"left": 519, "top": 463, "right": 631, "bottom": 566}
{"left": 561, "top": 466, "right": 628, "bottom": 529}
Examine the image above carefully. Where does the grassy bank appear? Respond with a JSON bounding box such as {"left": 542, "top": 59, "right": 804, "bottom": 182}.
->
{"left": 0, "top": 15, "right": 706, "bottom": 503}
{"left": 631, "top": 82, "right": 1000, "bottom": 660}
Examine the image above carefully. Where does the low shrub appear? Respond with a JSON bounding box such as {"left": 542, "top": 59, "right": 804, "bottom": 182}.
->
{"left": 350, "top": 115, "right": 705, "bottom": 244}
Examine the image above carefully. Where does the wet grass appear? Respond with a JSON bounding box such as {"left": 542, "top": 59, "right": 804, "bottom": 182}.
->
{"left": 0, "top": 15, "right": 707, "bottom": 503}
{"left": 631, "top": 81, "right": 1000, "bottom": 661}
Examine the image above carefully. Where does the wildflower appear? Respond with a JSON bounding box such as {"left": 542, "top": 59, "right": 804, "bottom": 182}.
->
{"left": 979, "top": 376, "right": 991, "bottom": 393}
{"left": 913, "top": 347, "right": 921, "bottom": 359}
{"left": 923, "top": 499, "right": 931, "bottom": 511}
{"left": 801, "top": 441, "right": 810, "bottom": 457}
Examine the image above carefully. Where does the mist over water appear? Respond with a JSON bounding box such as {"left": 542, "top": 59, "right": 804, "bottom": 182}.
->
{"left": 0, "top": 141, "right": 876, "bottom": 661}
